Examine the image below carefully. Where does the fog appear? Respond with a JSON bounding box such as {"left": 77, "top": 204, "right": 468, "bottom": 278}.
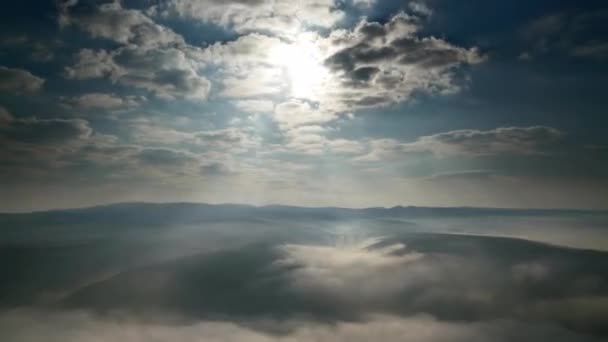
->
{"left": 1, "top": 204, "right": 607, "bottom": 341}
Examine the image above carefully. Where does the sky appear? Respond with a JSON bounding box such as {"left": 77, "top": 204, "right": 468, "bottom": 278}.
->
{"left": 1, "top": 0, "right": 608, "bottom": 211}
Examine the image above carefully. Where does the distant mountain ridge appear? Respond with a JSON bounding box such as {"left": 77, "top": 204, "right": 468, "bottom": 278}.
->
{"left": 0, "top": 202, "right": 604, "bottom": 226}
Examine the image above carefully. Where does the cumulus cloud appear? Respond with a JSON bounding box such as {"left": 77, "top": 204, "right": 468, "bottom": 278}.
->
{"left": 0, "top": 114, "right": 242, "bottom": 186}
{"left": 64, "top": 49, "right": 117, "bottom": 80}
{"left": 319, "top": 12, "right": 485, "bottom": 111}
{"left": 196, "top": 9, "right": 484, "bottom": 116}
{"left": 408, "top": 1, "right": 433, "bottom": 17}
{"left": 202, "top": 33, "right": 286, "bottom": 98}
{"left": 60, "top": 2, "right": 210, "bottom": 101}
{"left": 357, "top": 126, "right": 564, "bottom": 161}
{"left": 274, "top": 99, "right": 337, "bottom": 130}
{"left": 152, "top": 0, "right": 344, "bottom": 34}
{"left": 0, "top": 116, "right": 92, "bottom": 144}
{"left": 61, "top": 1, "right": 184, "bottom": 48}
{"left": 62, "top": 93, "right": 145, "bottom": 110}
{"left": 65, "top": 46, "right": 210, "bottom": 100}
{"left": 0, "top": 66, "right": 45, "bottom": 93}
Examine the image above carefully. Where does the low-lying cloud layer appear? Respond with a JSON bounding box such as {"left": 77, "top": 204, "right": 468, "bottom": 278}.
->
{"left": 1, "top": 309, "right": 600, "bottom": 342}
{"left": 1, "top": 204, "right": 607, "bottom": 341}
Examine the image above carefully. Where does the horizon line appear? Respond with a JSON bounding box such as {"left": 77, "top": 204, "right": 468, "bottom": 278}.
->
{"left": 2, "top": 200, "right": 607, "bottom": 215}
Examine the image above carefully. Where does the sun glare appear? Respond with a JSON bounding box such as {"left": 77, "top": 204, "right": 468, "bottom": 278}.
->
{"left": 270, "top": 35, "right": 330, "bottom": 99}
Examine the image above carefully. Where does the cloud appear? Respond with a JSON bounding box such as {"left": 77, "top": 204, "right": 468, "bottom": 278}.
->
{"left": 62, "top": 93, "right": 146, "bottom": 110}
{"left": 65, "top": 46, "right": 210, "bottom": 100}
{"left": 521, "top": 10, "right": 608, "bottom": 60}
{"left": 408, "top": 1, "right": 433, "bottom": 17}
{"left": 135, "top": 148, "right": 199, "bottom": 168}
{"left": 234, "top": 100, "right": 275, "bottom": 113}
{"left": 64, "top": 49, "right": 118, "bottom": 80}
{"left": 314, "top": 12, "right": 485, "bottom": 112}
{"left": 0, "top": 225, "right": 606, "bottom": 340}
{"left": 0, "top": 115, "right": 241, "bottom": 186}
{"left": 0, "top": 66, "right": 45, "bottom": 93}
{"left": 0, "top": 309, "right": 601, "bottom": 342}
{"left": 408, "top": 126, "right": 564, "bottom": 156}
{"left": 274, "top": 99, "right": 337, "bottom": 130}
{"left": 0, "top": 34, "right": 58, "bottom": 62}
{"left": 277, "top": 238, "right": 425, "bottom": 303}
{"left": 571, "top": 42, "right": 608, "bottom": 60}
{"left": 358, "top": 126, "right": 564, "bottom": 161}
{"left": 0, "top": 117, "right": 92, "bottom": 144}
{"left": 153, "top": 0, "right": 344, "bottom": 34}
{"left": 425, "top": 169, "right": 497, "bottom": 181}
{"left": 196, "top": 11, "right": 483, "bottom": 118}
{"left": 62, "top": 1, "right": 184, "bottom": 48}
{"left": 202, "top": 33, "right": 286, "bottom": 98}
{"left": 130, "top": 120, "right": 259, "bottom": 152}
{"left": 0, "top": 106, "right": 13, "bottom": 125}
{"left": 60, "top": 2, "right": 210, "bottom": 101}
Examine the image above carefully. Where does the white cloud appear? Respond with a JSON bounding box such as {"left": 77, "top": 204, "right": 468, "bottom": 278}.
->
{"left": 318, "top": 12, "right": 486, "bottom": 112}
{"left": 0, "top": 309, "right": 598, "bottom": 342}
{"left": 408, "top": 1, "right": 433, "bottom": 16}
{"left": 63, "top": 1, "right": 184, "bottom": 48}
{"left": 130, "top": 120, "right": 260, "bottom": 153}
{"left": 274, "top": 99, "right": 337, "bottom": 130}
{"left": 65, "top": 46, "right": 210, "bottom": 100}
{"left": 64, "top": 49, "right": 118, "bottom": 80}
{"left": 203, "top": 33, "right": 287, "bottom": 97}
{"left": 234, "top": 100, "right": 275, "bottom": 113}
{"left": 154, "top": 0, "right": 344, "bottom": 34}
{"left": 276, "top": 238, "right": 426, "bottom": 303}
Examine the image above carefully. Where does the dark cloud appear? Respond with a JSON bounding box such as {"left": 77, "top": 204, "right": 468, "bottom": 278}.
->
{"left": 521, "top": 10, "right": 608, "bottom": 60}
{"left": 135, "top": 148, "right": 198, "bottom": 167}
{"left": 326, "top": 13, "right": 483, "bottom": 74}
{"left": 408, "top": 126, "right": 564, "bottom": 156}
{"left": 348, "top": 66, "right": 380, "bottom": 82}
{"left": 0, "top": 117, "right": 92, "bottom": 144}
{"left": 0, "top": 66, "right": 45, "bottom": 93}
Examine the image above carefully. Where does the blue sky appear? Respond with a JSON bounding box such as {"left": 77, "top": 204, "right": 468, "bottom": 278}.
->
{"left": 0, "top": 0, "right": 607, "bottom": 211}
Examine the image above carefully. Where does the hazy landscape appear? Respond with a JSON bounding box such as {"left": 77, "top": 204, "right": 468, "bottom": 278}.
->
{"left": 2, "top": 0, "right": 608, "bottom": 340}
{"left": 1, "top": 203, "right": 607, "bottom": 341}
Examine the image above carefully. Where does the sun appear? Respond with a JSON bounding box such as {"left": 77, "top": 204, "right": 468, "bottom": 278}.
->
{"left": 270, "top": 34, "right": 330, "bottom": 99}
